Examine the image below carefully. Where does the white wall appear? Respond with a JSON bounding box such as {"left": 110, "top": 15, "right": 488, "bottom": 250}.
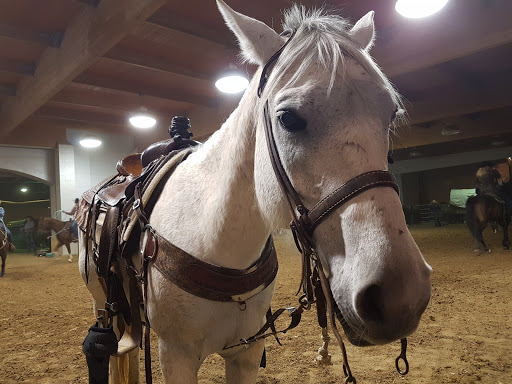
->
{"left": 0, "top": 146, "right": 55, "bottom": 183}
{"left": 66, "top": 129, "right": 137, "bottom": 200}
{"left": 54, "top": 130, "right": 137, "bottom": 255}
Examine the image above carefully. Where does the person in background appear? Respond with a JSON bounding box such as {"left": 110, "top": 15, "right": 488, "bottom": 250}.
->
{"left": 0, "top": 206, "right": 15, "bottom": 251}
{"left": 430, "top": 200, "right": 442, "bottom": 227}
{"left": 22, "top": 215, "right": 36, "bottom": 254}
{"left": 63, "top": 198, "right": 79, "bottom": 238}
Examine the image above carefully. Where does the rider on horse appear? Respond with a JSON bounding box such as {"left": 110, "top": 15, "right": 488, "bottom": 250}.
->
{"left": 476, "top": 162, "right": 512, "bottom": 216}
{"left": 63, "top": 198, "right": 79, "bottom": 238}
{"left": 0, "top": 206, "right": 15, "bottom": 251}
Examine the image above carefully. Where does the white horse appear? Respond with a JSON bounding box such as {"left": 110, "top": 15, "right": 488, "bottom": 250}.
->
{"left": 79, "top": 1, "right": 432, "bottom": 383}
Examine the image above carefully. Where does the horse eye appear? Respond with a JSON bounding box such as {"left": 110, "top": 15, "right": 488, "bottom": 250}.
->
{"left": 277, "top": 110, "right": 307, "bottom": 132}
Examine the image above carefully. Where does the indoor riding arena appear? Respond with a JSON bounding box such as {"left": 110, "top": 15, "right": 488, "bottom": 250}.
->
{"left": 1, "top": 1, "right": 511, "bottom": 384}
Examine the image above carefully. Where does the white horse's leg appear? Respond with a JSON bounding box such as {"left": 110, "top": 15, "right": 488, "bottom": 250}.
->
{"left": 223, "top": 341, "right": 264, "bottom": 384}
{"left": 158, "top": 339, "right": 202, "bottom": 384}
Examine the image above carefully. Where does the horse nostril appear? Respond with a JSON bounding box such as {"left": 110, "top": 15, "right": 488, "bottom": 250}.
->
{"left": 356, "top": 284, "right": 384, "bottom": 323}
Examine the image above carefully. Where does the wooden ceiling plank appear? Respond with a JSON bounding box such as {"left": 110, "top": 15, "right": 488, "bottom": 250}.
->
{"left": 0, "top": 57, "right": 35, "bottom": 75}
{"left": 134, "top": 21, "right": 232, "bottom": 54}
{"left": 147, "top": 7, "right": 236, "bottom": 49}
{"left": 0, "top": 22, "right": 60, "bottom": 47}
{"left": 408, "top": 86, "right": 512, "bottom": 125}
{"left": 104, "top": 47, "right": 211, "bottom": 81}
{"left": 73, "top": 73, "right": 218, "bottom": 108}
{"left": 0, "top": 0, "right": 167, "bottom": 137}
{"left": 45, "top": 99, "right": 176, "bottom": 125}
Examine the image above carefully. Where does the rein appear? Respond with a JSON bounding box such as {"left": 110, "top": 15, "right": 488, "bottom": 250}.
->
{"left": 258, "top": 29, "right": 408, "bottom": 383}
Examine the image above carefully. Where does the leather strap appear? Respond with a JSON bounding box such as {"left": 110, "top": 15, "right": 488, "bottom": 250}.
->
{"left": 307, "top": 170, "right": 399, "bottom": 231}
{"left": 258, "top": 29, "right": 296, "bottom": 98}
{"left": 152, "top": 235, "right": 278, "bottom": 303}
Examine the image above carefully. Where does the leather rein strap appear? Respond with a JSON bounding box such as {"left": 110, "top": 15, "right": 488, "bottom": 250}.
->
{"left": 258, "top": 29, "right": 402, "bottom": 383}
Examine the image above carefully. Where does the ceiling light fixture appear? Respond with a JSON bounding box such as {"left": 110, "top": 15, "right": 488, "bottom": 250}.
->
{"left": 490, "top": 139, "right": 506, "bottom": 147}
{"left": 79, "top": 137, "right": 102, "bottom": 148}
{"left": 20, "top": 187, "right": 28, "bottom": 193}
{"left": 215, "top": 65, "right": 249, "bottom": 94}
{"left": 441, "top": 126, "right": 461, "bottom": 136}
{"left": 129, "top": 115, "right": 157, "bottom": 129}
{"left": 395, "top": 0, "right": 449, "bottom": 18}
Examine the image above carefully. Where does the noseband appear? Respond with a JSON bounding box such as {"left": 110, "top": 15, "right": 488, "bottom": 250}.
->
{"left": 258, "top": 30, "right": 406, "bottom": 382}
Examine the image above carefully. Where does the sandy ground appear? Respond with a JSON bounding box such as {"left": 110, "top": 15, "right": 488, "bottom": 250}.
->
{"left": 0, "top": 223, "right": 511, "bottom": 384}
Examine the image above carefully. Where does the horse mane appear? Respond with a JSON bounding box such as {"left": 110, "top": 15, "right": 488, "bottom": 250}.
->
{"left": 264, "top": 5, "right": 403, "bottom": 113}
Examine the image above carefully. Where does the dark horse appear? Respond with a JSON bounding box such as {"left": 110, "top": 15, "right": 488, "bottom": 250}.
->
{"left": 38, "top": 217, "right": 77, "bottom": 261}
{"left": 466, "top": 194, "right": 510, "bottom": 252}
{"left": 0, "top": 227, "right": 15, "bottom": 277}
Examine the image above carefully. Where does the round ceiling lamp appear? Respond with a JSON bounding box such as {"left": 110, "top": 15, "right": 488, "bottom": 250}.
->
{"left": 395, "top": 0, "right": 449, "bottom": 18}
{"left": 79, "top": 137, "right": 102, "bottom": 148}
{"left": 215, "top": 75, "right": 249, "bottom": 93}
{"left": 129, "top": 115, "right": 157, "bottom": 129}
{"left": 215, "top": 65, "right": 249, "bottom": 94}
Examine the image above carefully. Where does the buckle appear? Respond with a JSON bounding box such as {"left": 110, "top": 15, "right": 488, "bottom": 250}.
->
{"left": 105, "top": 301, "right": 119, "bottom": 313}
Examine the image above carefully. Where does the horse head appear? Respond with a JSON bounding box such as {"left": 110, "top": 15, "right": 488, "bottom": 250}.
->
{"left": 218, "top": 0, "right": 431, "bottom": 346}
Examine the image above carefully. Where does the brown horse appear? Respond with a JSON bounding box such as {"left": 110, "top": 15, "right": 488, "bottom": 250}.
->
{"left": 0, "top": 227, "right": 15, "bottom": 277}
{"left": 466, "top": 194, "right": 510, "bottom": 252}
{"left": 38, "top": 217, "right": 77, "bottom": 261}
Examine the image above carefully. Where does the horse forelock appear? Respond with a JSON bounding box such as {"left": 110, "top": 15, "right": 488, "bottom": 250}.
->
{"left": 265, "top": 5, "right": 402, "bottom": 110}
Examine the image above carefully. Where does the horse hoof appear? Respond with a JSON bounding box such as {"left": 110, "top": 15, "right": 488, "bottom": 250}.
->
{"left": 486, "top": 249, "right": 492, "bottom": 253}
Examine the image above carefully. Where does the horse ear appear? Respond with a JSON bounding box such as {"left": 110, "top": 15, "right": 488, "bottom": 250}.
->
{"left": 350, "top": 11, "right": 375, "bottom": 51}
{"left": 216, "top": 0, "right": 284, "bottom": 66}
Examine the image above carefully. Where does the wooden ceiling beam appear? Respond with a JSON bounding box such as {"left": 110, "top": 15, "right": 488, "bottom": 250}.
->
{"left": 0, "top": 58, "right": 35, "bottom": 75}
{"left": 0, "top": 85, "right": 17, "bottom": 97}
{"left": 147, "top": 7, "right": 236, "bottom": 49}
{"left": 73, "top": 73, "right": 219, "bottom": 108}
{"left": 34, "top": 102, "right": 130, "bottom": 127}
{"left": 44, "top": 99, "right": 179, "bottom": 127}
{"left": 393, "top": 109, "right": 512, "bottom": 150}
{"left": 104, "top": 47, "right": 211, "bottom": 81}
{"left": 0, "top": 0, "right": 167, "bottom": 137}
{"left": 134, "top": 21, "right": 232, "bottom": 55}
{"left": 407, "top": 82, "right": 512, "bottom": 125}
{"left": 53, "top": 84, "right": 190, "bottom": 117}
{"left": 0, "top": 22, "right": 63, "bottom": 47}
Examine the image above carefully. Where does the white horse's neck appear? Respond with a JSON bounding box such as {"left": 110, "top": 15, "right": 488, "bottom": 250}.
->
{"left": 150, "top": 82, "right": 270, "bottom": 269}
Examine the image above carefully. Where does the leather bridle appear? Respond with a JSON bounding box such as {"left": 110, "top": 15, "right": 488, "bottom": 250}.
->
{"left": 258, "top": 29, "right": 407, "bottom": 383}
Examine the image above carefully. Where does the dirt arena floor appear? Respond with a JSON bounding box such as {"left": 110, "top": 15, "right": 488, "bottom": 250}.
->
{"left": 1, "top": 223, "right": 511, "bottom": 384}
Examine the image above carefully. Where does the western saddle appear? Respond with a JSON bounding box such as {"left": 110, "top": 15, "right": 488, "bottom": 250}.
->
{"left": 79, "top": 117, "right": 199, "bottom": 383}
